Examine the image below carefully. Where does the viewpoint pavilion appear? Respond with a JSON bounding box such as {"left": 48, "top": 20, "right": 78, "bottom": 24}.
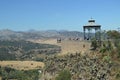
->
{"left": 83, "top": 19, "right": 101, "bottom": 40}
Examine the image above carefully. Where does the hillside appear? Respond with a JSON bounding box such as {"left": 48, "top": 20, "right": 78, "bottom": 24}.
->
{"left": 42, "top": 53, "right": 116, "bottom": 80}
{"left": 0, "top": 40, "right": 61, "bottom": 60}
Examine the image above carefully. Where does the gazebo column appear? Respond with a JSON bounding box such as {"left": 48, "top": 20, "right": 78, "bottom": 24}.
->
{"left": 84, "top": 27, "right": 86, "bottom": 40}
{"left": 98, "top": 27, "right": 101, "bottom": 40}
{"left": 95, "top": 28, "right": 97, "bottom": 40}
{"left": 88, "top": 28, "right": 91, "bottom": 40}
{"left": 95, "top": 27, "right": 101, "bottom": 40}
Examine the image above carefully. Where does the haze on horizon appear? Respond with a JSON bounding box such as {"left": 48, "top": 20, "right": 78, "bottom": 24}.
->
{"left": 0, "top": 0, "right": 120, "bottom": 31}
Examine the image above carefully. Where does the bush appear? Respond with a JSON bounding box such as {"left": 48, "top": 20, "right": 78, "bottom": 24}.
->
{"left": 55, "top": 69, "right": 71, "bottom": 80}
{"left": 0, "top": 67, "right": 39, "bottom": 80}
{"left": 116, "top": 73, "right": 120, "bottom": 79}
{"left": 90, "top": 38, "right": 98, "bottom": 50}
{"left": 107, "top": 30, "right": 120, "bottom": 58}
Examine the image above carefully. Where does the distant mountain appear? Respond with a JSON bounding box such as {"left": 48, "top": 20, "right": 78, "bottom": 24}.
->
{"left": 0, "top": 29, "right": 23, "bottom": 40}
{"left": 0, "top": 29, "right": 84, "bottom": 40}
{"left": 59, "top": 31, "right": 83, "bottom": 38}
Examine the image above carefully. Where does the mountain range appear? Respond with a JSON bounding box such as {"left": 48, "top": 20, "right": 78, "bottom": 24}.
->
{"left": 0, "top": 29, "right": 84, "bottom": 40}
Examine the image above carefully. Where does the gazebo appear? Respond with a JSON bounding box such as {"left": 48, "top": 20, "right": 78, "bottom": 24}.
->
{"left": 83, "top": 19, "right": 101, "bottom": 40}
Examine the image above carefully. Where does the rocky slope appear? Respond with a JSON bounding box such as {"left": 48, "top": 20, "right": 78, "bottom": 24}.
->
{"left": 42, "top": 53, "right": 115, "bottom": 80}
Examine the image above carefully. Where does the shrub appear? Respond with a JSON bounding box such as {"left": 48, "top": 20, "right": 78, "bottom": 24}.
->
{"left": 90, "top": 38, "right": 98, "bottom": 50}
{"left": 55, "top": 69, "right": 71, "bottom": 80}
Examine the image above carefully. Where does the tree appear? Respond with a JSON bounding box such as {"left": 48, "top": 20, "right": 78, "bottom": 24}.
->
{"left": 55, "top": 69, "right": 71, "bottom": 80}
{"left": 107, "top": 30, "right": 120, "bottom": 39}
{"left": 107, "top": 30, "right": 120, "bottom": 58}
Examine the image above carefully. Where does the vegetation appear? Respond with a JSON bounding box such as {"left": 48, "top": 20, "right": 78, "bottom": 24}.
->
{"left": 0, "top": 66, "right": 40, "bottom": 80}
{"left": 90, "top": 38, "right": 101, "bottom": 50}
{"left": 43, "top": 53, "right": 113, "bottom": 80}
{"left": 100, "top": 40, "right": 113, "bottom": 57}
{"left": 0, "top": 40, "right": 61, "bottom": 60}
{"left": 55, "top": 69, "right": 71, "bottom": 80}
{"left": 0, "top": 40, "right": 59, "bottom": 51}
{"left": 98, "top": 30, "right": 120, "bottom": 80}
{"left": 0, "top": 47, "right": 16, "bottom": 60}
{"left": 90, "top": 30, "right": 120, "bottom": 60}
{"left": 107, "top": 30, "right": 120, "bottom": 39}
{"left": 106, "top": 30, "right": 120, "bottom": 58}
{"left": 90, "top": 38, "right": 98, "bottom": 50}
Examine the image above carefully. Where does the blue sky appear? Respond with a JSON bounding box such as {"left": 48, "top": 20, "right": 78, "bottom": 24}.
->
{"left": 0, "top": 0, "right": 120, "bottom": 31}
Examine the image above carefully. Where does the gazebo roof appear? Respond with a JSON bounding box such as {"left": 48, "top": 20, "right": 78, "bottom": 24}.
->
{"left": 83, "top": 19, "right": 101, "bottom": 27}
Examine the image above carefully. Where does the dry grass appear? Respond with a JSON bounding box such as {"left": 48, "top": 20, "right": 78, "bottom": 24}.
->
{"left": 0, "top": 77, "right": 1, "bottom": 80}
{"left": 30, "top": 39, "right": 91, "bottom": 55}
{"left": 0, "top": 61, "right": 44, "bottom": 70}
{"left": 29, "top": 39, "right": 58, "bottom": 45}
{"left": 60, "top": 40, "right": 91, "bottom": 54}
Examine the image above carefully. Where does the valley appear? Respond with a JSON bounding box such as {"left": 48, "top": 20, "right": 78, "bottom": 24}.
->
{"left": 0, "top": 30, "right": 120, "bottom": 80}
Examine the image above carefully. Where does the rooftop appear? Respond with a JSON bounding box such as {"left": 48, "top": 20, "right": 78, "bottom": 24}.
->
{"left": 84, "top": 19, "right": 101, "bottom": 27}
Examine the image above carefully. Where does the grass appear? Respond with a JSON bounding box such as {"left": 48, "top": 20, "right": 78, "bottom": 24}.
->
{"left": 0, "top": 61, "right": 44, "bottom": 70}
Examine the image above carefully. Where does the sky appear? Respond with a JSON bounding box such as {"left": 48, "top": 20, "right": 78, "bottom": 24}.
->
{"left": 0, "top": 0, "right": 120, "bottom": 31}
